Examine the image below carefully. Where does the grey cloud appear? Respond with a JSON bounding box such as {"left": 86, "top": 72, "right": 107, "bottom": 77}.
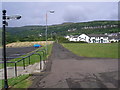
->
{"left": 63, "top": 5, "right": 89, "bottom": 22}
{"left": 1, "top": 2, "right": 118, "bottom": 27}
{"left": 63, "top": 2, "right": 118, "bottom": 23}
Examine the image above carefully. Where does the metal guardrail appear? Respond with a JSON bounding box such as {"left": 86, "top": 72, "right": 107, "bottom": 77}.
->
{"left": 0, "top": 48, "right": 47, "bottom": 77}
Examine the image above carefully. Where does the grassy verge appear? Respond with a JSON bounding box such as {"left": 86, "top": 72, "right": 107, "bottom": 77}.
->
{"left": 62, "top": 43, "right": 119, "bottom": 59}
{"left": 0, "top": 44, "right": 53, "bottom": 88}
{"left": 0, "top": 74, "right": 30, "bottom": 89}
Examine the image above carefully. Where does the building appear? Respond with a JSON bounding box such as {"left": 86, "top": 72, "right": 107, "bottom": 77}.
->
{"left": 87, "top": 34, "right": 109, "bottom": 43}
{"left": 65, "top": 34, "right": 111, "bottom": 43}
{"left": 68, "top": 35, "right": 78, "bottom": 42}
{"left": 109, "top": 35, "right": 120, "bottom": 43}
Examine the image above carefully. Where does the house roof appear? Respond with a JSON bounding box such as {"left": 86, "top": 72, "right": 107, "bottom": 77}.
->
{"left": 73, "top": 35, "right": 79, "bottom": 38}
{"left": 109, "top": 36, "right": 120, "bottom": 40}
{"left": 87, "top": 34, "right": 108, "bottom": 37}
{"left": 108, "top": 34, "right": 120, "bottom": 39}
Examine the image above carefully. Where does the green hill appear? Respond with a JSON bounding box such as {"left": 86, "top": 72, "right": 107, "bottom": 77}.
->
{"left": 1, "top": 20, "right": 119, "bottom": 43}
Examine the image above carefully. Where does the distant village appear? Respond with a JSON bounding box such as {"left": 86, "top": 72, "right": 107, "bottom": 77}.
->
{"left": 67, "top": 24, "right": 118, "bottom": 32}
{"left": 65, "top": 32, "right": 120, "bottom": 43}
{"left": 81, "top": 24, "right": 118, "bottom": 30}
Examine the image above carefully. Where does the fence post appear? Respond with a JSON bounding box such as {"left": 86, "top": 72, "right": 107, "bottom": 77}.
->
{"left": 38, "top": 50, "right": 46, "bottom": 64}
{"left": 14, "top": 63, "right": 17, "bottom": 77}
{"left": 42, "top": 51, "right": 46, "bottom": 64}
{"left": 43, "top": 50, "right": 46, "bottom": 58}
{"left": 23, "top": 58, "right": 25, "bottom": 69}
{"left": 39, "top": 54, "right": 42, "bottom": 71}
{"left": 40, "top": 51, "right": 44, "bottom": 59}
{"left": 28, "top": 56, "right": 30, "bottom": 65}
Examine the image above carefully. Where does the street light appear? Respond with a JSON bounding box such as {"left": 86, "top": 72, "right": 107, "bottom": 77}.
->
{"left": 45, "top": 10, "right": 54, "bottom": 54}
{"left": 2, "top": 10, "right": 21, "bottom": 89}
{"left": 6, "top": 15, "right": 21, "bottom": 20}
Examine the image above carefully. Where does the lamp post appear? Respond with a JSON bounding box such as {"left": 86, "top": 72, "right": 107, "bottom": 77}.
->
{"left": 45, "top": 10, "right": 54, "bottom": 54}
{"left": 2, "top": 10, "right": 21, "bottom": 89}
{"left": 2, "top": 10, "right": 8, "bottom": 89}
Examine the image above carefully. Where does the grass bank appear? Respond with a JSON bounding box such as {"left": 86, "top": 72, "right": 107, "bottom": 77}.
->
{"left": 0, "top": 44, "right": 53, "bottom": 88}
{"left": 0, "top": 74, "right": 30, "bottom": 89}
{"left": 62, "top": 43, "right": 119, "bottom": 59}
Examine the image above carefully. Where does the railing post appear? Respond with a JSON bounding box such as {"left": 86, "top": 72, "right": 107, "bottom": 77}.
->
{"left": 14, "top": 63, "right": 17, "bottom": 77}
{"left": 45, "top": 49, "right": 47, "bottom": 61}
{"left": 42, "top": 51, "right": 46, "bottom": 64}
{"left": 39, "top": 54, "right": 42, "bottom": 71}
{"left": 41, "top": 51, "right": 44, "bottom": 59}
{"left": 23, "top": 58, "right": 25, "bottom": 69}
{"left": 44, "top": 49, "right": 46, "bottom": 57}
{"left": 38, "top": 50, "right": 46, "bottom": 64}
{"left": 28, "top": 56, "right": 30, "bottom": 65}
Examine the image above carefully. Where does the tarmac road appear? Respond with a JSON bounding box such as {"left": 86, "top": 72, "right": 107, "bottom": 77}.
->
{"left": 30, "top": 43, "right": 118, "bottom": 89}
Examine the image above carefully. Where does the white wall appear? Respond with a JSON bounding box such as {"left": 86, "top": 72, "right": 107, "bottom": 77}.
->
{"left": 77, "top": 34, "right": 90, "bottom": 42}
{"left": 109, "top": 39, "right": 119, "bottom": 43}
{"left": 66, "top": 34, "right": 110, "bottom": 43}
{"left": 90, "top": 37, "right": 109, "bottom": 43}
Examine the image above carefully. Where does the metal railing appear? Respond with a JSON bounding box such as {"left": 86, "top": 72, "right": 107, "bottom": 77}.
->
{"left": 0, "top": 48, "right": 46, "bottom": 77}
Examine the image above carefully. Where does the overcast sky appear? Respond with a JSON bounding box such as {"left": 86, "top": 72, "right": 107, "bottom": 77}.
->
{"left": 1, "top": 2, "right": 118, "bottom": 27}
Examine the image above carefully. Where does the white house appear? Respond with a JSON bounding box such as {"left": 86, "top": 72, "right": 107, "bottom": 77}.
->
{"left": 77, "top": 34, "right": 90, "bottom": 42}
{"left": 69, "top": 35, "right": 78, "bottom": 42}
{"left": 65, "top": 34, "right": 110, "bottom": 43}
{"left": 65, "top": 35, "right": 71, "bottom": 39}
{"left": 109, "top": 36, "right": 120, "bottom": 43}
{"left": 88, "top": 34, "right": 109, "bottom": 43}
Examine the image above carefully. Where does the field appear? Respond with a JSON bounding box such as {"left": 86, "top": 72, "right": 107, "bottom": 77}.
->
{"left": 62, "top": 43, "right": 119, "bottom": 59}
{"left": 6, "top": 41, "right": 54, "bottom": 48}
{"left": 0, "top": 44, "right": 53, "bottom": 69}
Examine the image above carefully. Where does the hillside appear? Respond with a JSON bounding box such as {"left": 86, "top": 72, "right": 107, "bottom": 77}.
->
{"left": 1, "top": 20, "right": 119, "bottom": 43}
{"left": 0, "top": 29, "right": 2, "bottom": 45}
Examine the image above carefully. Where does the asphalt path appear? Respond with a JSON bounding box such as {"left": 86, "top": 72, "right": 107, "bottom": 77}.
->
{"left": 30, "top": 43, "right": 118, "bottom": 89}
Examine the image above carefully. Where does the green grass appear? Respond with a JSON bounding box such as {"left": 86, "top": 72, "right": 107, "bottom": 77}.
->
{"left": 0, "top": 74, "right": 30, "bottom": 88}
{"left": 62, "top": 43, "right": 119, "bottom": 59}
{"left": 0, "top": 44, "right": 53, "bottom": 88}
{"left": 0, "top": 44, "right": 53, "bottom": 69}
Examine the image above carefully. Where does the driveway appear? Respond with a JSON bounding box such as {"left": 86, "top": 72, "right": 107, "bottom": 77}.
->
{"left": 30, "top": 43, "right": 118, "bottom": 89}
